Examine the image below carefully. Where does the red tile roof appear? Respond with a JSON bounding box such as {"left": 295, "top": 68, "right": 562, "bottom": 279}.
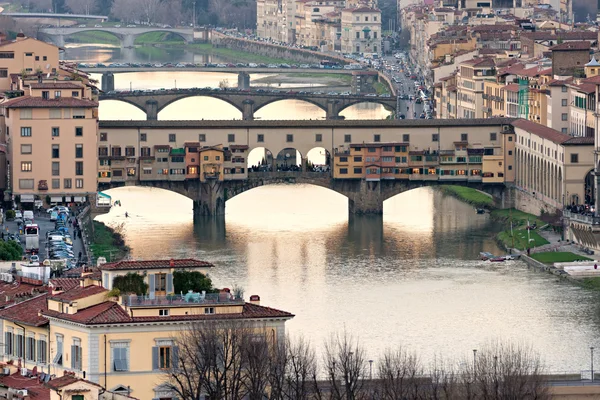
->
{"left": 48, "top": 285, "right": 107, "bottom": 302}
{"left": 28, "top": 82, "right": 82, "bottom": 89}
{"left": 0, "top": 281, "right": 46, "bottom": 309}
{"left": 573, "top": 83, "right": 596, "bottom": 94}
{"left": 0, "top": 294, "right": 48, "bottom": 327}
{"left": 43, "top": 301, "right": 131, "bottom": 325}
{"left": 511, "top": 119, "right": 570, "bottom": 144}
{"left": 550, "top": 41, "right": 591, "bottom": 51}
{"left": 43, "top": 301, "right": 293, "bottom": 325}
{"left": 504, "top": 83, "right": 520, "bottom": 92}
{"left": 1, "top": 96, "right": 98, "bottom": 108}
{"left": 49, "top": 278, "right": 81, "bottom": 292}
{"left": 0, "top": 373, "right": 50, "bottom": 400}
{"left": 563, "top": 136, "right": 594, "bottom": 145}
{"left": 99, "top": 258, "right": 214, "bottom": 271}
{"left": 44, "top": 374, "right": 103, "bottom": 390}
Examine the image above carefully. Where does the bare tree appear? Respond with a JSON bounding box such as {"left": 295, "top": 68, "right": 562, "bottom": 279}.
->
{"left": 320, "top": 331, "right": 368, "bottom": 400}
{"left": 285, "top": 336, "right": 317, "bottom": 400}
{"left": 242, "top": 333, "right": 270, "bottom": 400}
{"left": 377, "top": 346, "right": 425, "bottom": 400}
{"left": 111, "top": 0, "right": 141, "bottom": 23}
{"left": 65, "top": 0, "right": 95, "bottom": 14}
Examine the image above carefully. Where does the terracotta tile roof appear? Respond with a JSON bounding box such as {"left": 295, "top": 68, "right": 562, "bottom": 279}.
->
{"left": 230, "top": 145, "right": 249, "bottom": 150}
{"left": 461, "top": 57, "right": 496, "bottom": 68}
{"left": 43, "top": 301, "right": 131, "bottom": 324}
{"left": 44, "top": 374, "right": 103, "bottom": 390}
{"left": 99, "top": 258, "right": 214, "bottom": 271}
{"left": 0, "top": 293, "right": 48, "bottom": 327}
{"left": 62, "top": 266, "right": 101, "bottom": 279}
{"left": 504, "top": 83, "right": 520, "bottom": 92}
{"left": 44, "top": 301, "right": 293, "bottom": 325}
{"left": 48, "top": 285, "right": 107, "bottom": 301}
{"left": 583, "top": 75, "right": 600, "bottom": 84}
{"left": 343, "top": 7, "right": 380, "bottom": 12}
{"left": 1, "top": 96, "right": 98, "bottom": 108}
{"left": 563, "top": 136, "right": 594, "bottom": 145}
{"left": 511, "top": 119, "right": 570, "bottom": 144}
{"left": 28, "top": 82, "right": 82, "bottom": 89}
{"left": 49, "top": 278, "right": 81, "bottom": 292}
{"left": 550, "top": 41, "right": 591, "bottom": 51}
{"left": 522, "top": 31, "right": 597, "bottom": 41}
{"left": 0, "top": 281, "right": 46, "bottom": 309}
{"left": 547, "top": 77, "right": 573, "bottom": 86}
{"left": 573, "top": 83, "right": 596, "bottom": 94}
{"left": 0, "top": 373, "right": 50, "bottom": 400}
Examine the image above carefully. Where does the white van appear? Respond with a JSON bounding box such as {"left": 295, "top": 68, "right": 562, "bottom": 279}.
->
{"left": 23, "top": 210, "right": 34, "bottom": 221}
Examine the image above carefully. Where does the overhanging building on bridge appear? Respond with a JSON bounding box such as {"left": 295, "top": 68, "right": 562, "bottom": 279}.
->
{"left": 94, "top": 118, "right": 590, "bottom": 218}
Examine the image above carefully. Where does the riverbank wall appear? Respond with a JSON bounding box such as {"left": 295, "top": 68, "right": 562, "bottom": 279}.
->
{"left": 211, "top": 32, "right": 349, "bottom": 65}
{"left": 503, "top": 185, "right": 559, "bottom": 216}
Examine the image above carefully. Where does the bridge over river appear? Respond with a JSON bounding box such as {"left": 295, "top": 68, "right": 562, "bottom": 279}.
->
{"left": 99, "top": 89, "right": 399, "bottom": 120}
{"left": 39, "top": 26, "right": 196, "bottom": 47}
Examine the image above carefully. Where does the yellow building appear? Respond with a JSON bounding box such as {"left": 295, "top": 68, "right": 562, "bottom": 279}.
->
{"left": 340, "top": 6, "right": 381, "bottom": 54}
{"left": 585, "top": 57, "right": 600, "bottom": 78}
{"left": 199, "top": 146, "right": 225, "bottom": 182}
{"left": 0, "top": 259, "right": 293, "bottom": 400}
{"left": 0, "top": 33, "right": 60, "bottom": 91}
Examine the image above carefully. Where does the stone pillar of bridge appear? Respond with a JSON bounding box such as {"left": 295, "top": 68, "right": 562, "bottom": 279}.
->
{"left": 326, "top": 100, "right": 342, "bottom": 120}
{"left": 192, "top": 182, "right": 225, "bottom": 220}
{"left": 238, "top": 72, "right": 251, "bottom": 90}
{"left": 122, "top": 34, "right": 135, "bottom": 48}
{"left": 145, "top": 100, "right": 159, "bottom": 120}
{"left": 242, "top": 99, "right": 255, "bottom": 120}
{"left": 101, "top": 72, "right": 115, "bottom": 92}
{"left": 345, "top": 180, "right": 383, "bottom": 215}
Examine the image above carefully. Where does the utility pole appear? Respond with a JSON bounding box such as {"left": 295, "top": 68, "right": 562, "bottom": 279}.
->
{"left": 193, "top": 1, "right": 196, "bottom": 29}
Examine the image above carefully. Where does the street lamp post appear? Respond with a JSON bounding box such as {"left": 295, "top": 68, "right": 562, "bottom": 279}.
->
{"left": 473, "top": 349, "right": 477, "bottom": 374}
{"left": 369, "top": 360, "right": 373, "bottom": 380}
{"left": 592, "top": 347, "right": 595, "bottom": 382}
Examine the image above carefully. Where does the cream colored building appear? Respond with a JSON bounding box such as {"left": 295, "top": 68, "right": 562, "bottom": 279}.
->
{"left": 340, "top": 6, "right": 381, "bottom": 54}
{"left": 295, "top": 0, "right": 344, "bottom": 49}
{"left": 1, "top": 79, "right": 98, "bottom": 204}
{"left": 456, "top": 57, "right": 496, "bottom": 119}
{"left": 0, "top": 33, "right": 60, "bottom": 91}
{"left": 257, "top": 0, "right": 296, "bottom": 43}
{"left": 513, "top": 119, "right": 593, "bottom": 208}
{"left": 0, "top": 259, "right": 294, "bottom": 400}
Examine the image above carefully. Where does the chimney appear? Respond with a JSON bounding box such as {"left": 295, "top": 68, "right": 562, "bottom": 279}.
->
{"left": 169, "top": 259, "right": 175, "bottom": 267}
{"left": 249, "top": 295, "right": 260, "bottom": 305}
{"left": 15, "top": 33, "right": 25, "bottom": 41}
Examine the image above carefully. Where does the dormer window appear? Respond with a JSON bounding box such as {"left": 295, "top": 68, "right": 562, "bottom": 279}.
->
{"left": 159, "top": 309, "right": 169, "bottom": 316}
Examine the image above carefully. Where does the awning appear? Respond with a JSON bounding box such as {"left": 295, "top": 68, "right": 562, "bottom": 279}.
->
{"left": 50, "top": 196, "right": 63, "bottom": 202}
{"left": 74, "top": 196, "right": 86, "bottom": 202}
{"left": 20, "top": 195, "right": 34, "bottom": 203}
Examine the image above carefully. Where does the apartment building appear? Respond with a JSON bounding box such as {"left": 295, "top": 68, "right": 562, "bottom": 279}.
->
{"left": 567, "top": 81, "right": 596, "bottom": 137}
{"left": 1, "top": 79, "right": 98, "bottom": 205}
{"left": 0, "top": 259, "right": 294, "bottom": 400}
{"left": 340, "top": 6, "right": 382, "bottom": 54}
{"left": 332, "top": 124, "right": 516, "bottom": 184}
{"left": 546, "top": 79, "right": 571, "bottom": 133}
{"left": 456, "top": 57, "right": 496, "bottom": 119}
{"left": 257, "top": 0, "right": 296, "bottom": 43}
{"left": 295, "top": 0, "right": 344, "bottom": 49}
{"left": 0, "top": 33, "right": 59, "bottom": 91}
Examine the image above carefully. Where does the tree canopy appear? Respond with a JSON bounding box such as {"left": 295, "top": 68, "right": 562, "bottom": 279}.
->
{"left": 112, "top": 272, "right": 149, "bottom": 295}
{"left": 173, "top": 270, "right": 215, "bottom": 294}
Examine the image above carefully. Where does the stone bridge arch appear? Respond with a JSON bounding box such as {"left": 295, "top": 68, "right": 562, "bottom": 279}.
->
{"left": 98, "top": 180, "right": 201, "bottom": 202}
{"left": 157, "top": 93, "right": 244, "bottom": 117}
{"left": 133, "top": 30, "right": 189, "bottom": 45}
{"left": 252, "top": 96, "right": 329, "bottom": 116}
{"left": 99, "top": 98, "right": 148, "bottom": 115}
{"left": 336, "top": 99, "right": 397, "bottom": 115}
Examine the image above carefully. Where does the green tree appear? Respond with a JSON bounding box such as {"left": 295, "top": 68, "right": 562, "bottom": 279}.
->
{"left": 0, "top": 241, "right": 23, "bottom": 261}
{"left": 173, "top": 270, "right": 214, "bottom": 294}
{"left": 112, "top": 272, "right": 149, "bottom": 295}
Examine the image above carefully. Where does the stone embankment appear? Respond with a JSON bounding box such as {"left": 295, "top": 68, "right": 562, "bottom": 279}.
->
{"left": 211, "top": 32, "right": 348, "bottom": 65}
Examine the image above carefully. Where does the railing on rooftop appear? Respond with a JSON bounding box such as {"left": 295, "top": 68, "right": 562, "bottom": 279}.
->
{"left": 121, "top": 292, "right": 245, "bottom": 307}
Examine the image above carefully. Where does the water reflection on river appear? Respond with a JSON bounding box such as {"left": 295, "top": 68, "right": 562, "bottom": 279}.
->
{"left": 96, "top": 185, "right": 600, "bottom": 371}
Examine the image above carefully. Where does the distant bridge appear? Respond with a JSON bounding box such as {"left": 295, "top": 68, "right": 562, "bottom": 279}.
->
{"left": 99, "top": 89, "right": 398, "bottom": 120}
{"left": 2, "top": 12, "right": 108, "bottom": 20}
{"left": 38, "top": 26, "right": 195, "bottom": 47}
{"left": 81, "top": 67, "right": 355, "bottom": 75}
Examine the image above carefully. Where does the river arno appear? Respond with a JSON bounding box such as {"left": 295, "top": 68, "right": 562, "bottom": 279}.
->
{"left": 96, "top": 185, "right": 600, "bottom": 373}
{"left": 69, "top": 44, "right": 600, "bottom": 371}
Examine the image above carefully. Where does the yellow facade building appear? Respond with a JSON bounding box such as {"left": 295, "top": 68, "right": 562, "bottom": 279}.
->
{"left": 0, "top": 259, "right": 294, "bottom": 400}
{"left": 0, "top": 33, "right": 60, "bottom": 91}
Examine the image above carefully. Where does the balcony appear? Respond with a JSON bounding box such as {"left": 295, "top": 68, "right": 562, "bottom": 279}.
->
{"left": 564, "top": 210, "right": 600, "bottom": 225}
{"left": 204, "top": 171, "right": 220, "bottom": 180}
{"left": 121, "top": 292, "right": 245, "bottom": 307}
